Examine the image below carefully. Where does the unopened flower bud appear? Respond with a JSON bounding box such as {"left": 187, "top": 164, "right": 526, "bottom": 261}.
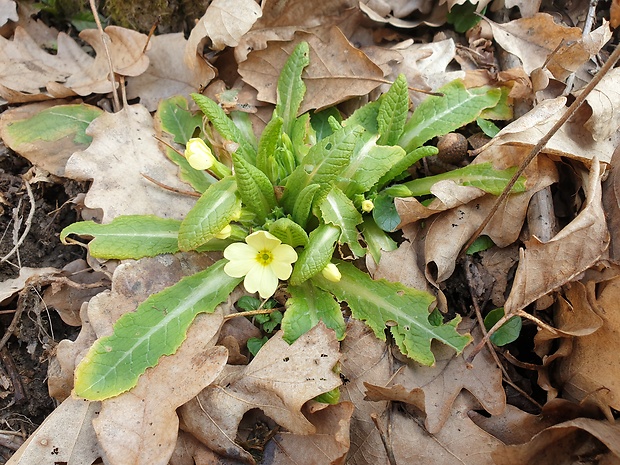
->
{"left": 185, "top": 138, "right": 215, "bottom": 170}
{"left": 321, "top": 263, "right": 341, "bottom": 282}
{"left": 215, "top": 224, "right": 232, "bottom": 240}
{"left": 361, "top": 199, "right": 374, "bottom": 213}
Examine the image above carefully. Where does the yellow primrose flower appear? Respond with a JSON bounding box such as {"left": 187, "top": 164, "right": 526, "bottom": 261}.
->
{"left": 361, "top": 199, "right": 374, "bottom": 213}
{"left": 223, "top": 231, "right": 298, "bottom": 299}
{"left": 185, "top": 138, "right": 215, "bottom": 170}
{"left": 215, "top": 224, "right": 232, "bottom": 240}
{"left": 321, "top": 263, "right": 341, "bottom": 282}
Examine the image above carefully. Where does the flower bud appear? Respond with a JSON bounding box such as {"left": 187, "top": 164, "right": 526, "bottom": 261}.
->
{"left": 361, "top": 199, "right": 374, "bottom": 213}
{"left": 185, "top": 138, "right": 215, "bottom": 170}
{"left": 321, "top": 263, "right": 341, "bottom": 282}
{"left": 215, "top": 224, "right": 232, "bottom": 240}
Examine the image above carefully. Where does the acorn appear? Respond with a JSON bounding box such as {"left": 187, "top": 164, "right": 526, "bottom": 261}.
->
{"left": 436, "top": 133, "right": 468, "bottom": 164}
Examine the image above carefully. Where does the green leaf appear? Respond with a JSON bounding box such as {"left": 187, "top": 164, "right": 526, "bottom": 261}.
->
{"left": 360, "top": 215, "right": 397, "bottom": 264}
{"left": 61, "top": 215, "right": 181, "bottom": 259}
{"left": 466, "top": 235, "right": 495, "bottom": 254}
{"left": 314, "top": 387, "right": 340, "bottom": 404}
{"left": 292, "top": 183, "right": 321, "bottom": 229}
{"left": 378, "top": 74, "right": 409, "bottom": 146}
{"left": 191, "top": 93, "right": 257, "bottom": 163}
{"left": 401, "top": 162, "right": 526, "bottom": 196}
{"left": 156, "top": 96, "right": 214, "bottom": 193}
{"left": 337, "top": 134, "right": 406, "bottom": 196}
{"left": 257, "top": 116, "right": 284, "bottom": 183}
{"left": 480, "top": 86, "right": 513, "bottom": 120}
{"left": 232, "top": 152, "right": 277, "bottom": 225}
{"left": 291, "top": 112, "right": 316, "bottom": 164}
{"left": 373, "top": 192, "right": 401, "bottom": 232}
{"left": 275, "top": 41, "right": 310, "bottom": 136}
{"left": 178, "top": 177, "right": 241, "bottom": 251}
{"left": 318, "top": 186, "right": 364, "bottom": 257}
{"left": 398, "top": 80, "right": 501, "bottom": 152}
{"left": 236, "top": 296, "right": 262, "bottom": 311}
{"left": 268, "top": 217, "right": 309, "bottom": 248}
{"left": 484, "top": 308, "right": 522, "bottom": 346}
{"left": 313, "top": 261, "right": 472, "bottom": 365}
{"left": 255, "top": 311, "right": 282, "bottom": 333}
{"left": 247, "top": 336, "right": 269, "bottom": 356}
{"left": 311, "top": 108, "right": 342, "bottom": 140}
{"left": 476, "top": 118, "right": 500, "bottom": 137}
{"left": 231, "top": 111, "right": 258, "bottom": 149}
{"left": 446, "top": 0, "right": 485, "bottom": 33}
{"left": 342, "top": 100, "right": 380, "bottom": 133}
{"left": 283, "top": 280, "right": 345, "bottom": 344}
{"left": 376, "top": 146, "right": 438, "bottom": 190}
{"left": 74, "top": 260, "right": 242, "bottom": 400}
{"left": 290, "top": 223, "right": 340, "bottom": 286}
{"left": 281, "top": 124, "right": 364, "bottom": 211}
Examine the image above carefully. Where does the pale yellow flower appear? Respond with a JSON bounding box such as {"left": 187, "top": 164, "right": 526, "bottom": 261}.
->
{"left": 224, "top": 231, "right": 298, "bottom": 299}
{"left": 215, "top": 224, "right": 232, "bottom": 240}
{"left": 321, "top": 263, "right": 341, "bottom": 282}
{"left": 361, "top": 199, "right": 374, "bottom": 213}
{"left": 185, "top": 138, "right": 215, "bottom": 170}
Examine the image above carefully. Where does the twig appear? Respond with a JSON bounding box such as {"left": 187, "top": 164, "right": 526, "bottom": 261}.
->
{"left": 1, "top": 179, "right": 35, "bottom": 264}
{"left": 460, "top": 39, "right": 620, "bottom": 256}
{"left": 0, "top": 347, "right": 26, "bottom": 405}
{"left": 371, "top": 412, "right": 397, "bottom": 465}
{"left": 88, "top": 0, "right": 120, "bottom": 112}
{"left": 222, "top": 307, "right": 281, "bottom": 321}
{"left": 564, "top": 0, "right": 599, "bottom": 94}
{"left": 140, "top": 173, "right": 201, "bottom": 197}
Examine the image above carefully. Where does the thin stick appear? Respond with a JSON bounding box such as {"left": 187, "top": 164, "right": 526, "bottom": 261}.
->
{"left": 140, "top": 173, "right": 201, "bottom": 197}
{"left": 1, "top": 180, "right": 35, "bottom": 264}
{"left": 222, "top": 307, "right": 281, "bottom": 321}
{"left": 88, "top": 0, "right": 120, "bottom": 112}
{"left": 460, "top": 40, "right": 620, "bottom": 256}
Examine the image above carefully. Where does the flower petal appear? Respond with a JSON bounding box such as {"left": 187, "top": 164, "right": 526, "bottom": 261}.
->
{"left": 246, "top": 230, "right": 281, "bottom": 252}
{"left": 224, "top": 242, "right": 254, "bottom": 261}
{"left": 270, "top": 261, "right": 293, "bottom": 280}
{"left": 273, "top": 244, "right": 298, "bottom": 263}
{"left": 244, "top": 264, "right": 279, "bottom": 299}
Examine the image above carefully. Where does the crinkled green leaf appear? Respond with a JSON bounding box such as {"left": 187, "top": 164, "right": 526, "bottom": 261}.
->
{"left": 74, "top": 260, "right": 242, "bottom": 400}
{"left": 231, "top": 111, "right": 258, "bottom": 149}
{"left": 232, "top": 152, "right": 276, "bottom": 225}
{"left": 342, "top": 100, "right": 380, "bottom": 133}
{"left": 257, "top": 116, "right": 284, "bottom": 183}
{"left": 446, "top": 0, "right": 485, "bottom": 32}
{"left": 268, "top": 217, "right": 309, "bottom": 248}
{"left": 292, "top": 183, "right": 321, "bottom": 228}
{"left": 313, "top": 261, "right": 472, "bottom": 365}
{"left": 291, "top": 112, "right": 315, "bottom": 163}
{"left": 480, "top": 86, "right": 513, "bottom": 120}
{"left": 376, "top": 146, "right": 438, "bottom": 190}
{"left": 290, "top": 223, "right": 340, "bottom": 286}
{"left": 191, "top": 93, "right": 257, "bottom": 163}
{"left": 378, "top": 74, "right": 409, "bottom": 146}
{"left": 178, "top": 177, "right": 241, "bottom": 251}
{"left": 361, "top": 215, "right": 397, "bottom": 264}
{"left": 156, "top": 96, "right": 214, "bottom": 193}
{"left": 61, "top": 215, "right": 181, "bottom": 259}
{"left": 373, "top": 192, "right": 401, "bottom": 232}
{"left": 282, "top": 280, "right": 345, "bottom": 344}
{"left": 398, "top": 80, "right": 501, "bottom": 152}
{"left": 318, "top": 186, "right": 364, "bottom": 257}
{"left": 281, "top": 124, "right": 364, "bottom": 211}
{"left": 311, "top": 107, "right": 342, "bottom": 140}
{"left": 401, "top": 162, "right": 526, "bottom": 196}
{"left": 484, "top": 308, "right": 522, "bottom": 346}
{"left": 275, "top": 41, "right": 310, "bottom": 136}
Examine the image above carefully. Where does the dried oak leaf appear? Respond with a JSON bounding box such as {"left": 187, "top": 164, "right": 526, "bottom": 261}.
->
{"left": 179, "top": 323, "right": 341, "bottom": 463}
{"left": 359, "top": 0, "right": 447, "bottom": 29}
{"left": 491, "top": 418, "right": 620, "bottom": 465}
{"left": 0, "top": 266, "right": 58, "bottom": 304}
{"left": 365, "top": 319, "right": 505, "bottom": 434}
{"left": 6, "top": 396, "right": 101, "bottom": 465}
{"left": 0, "top": 0, "right": 17, "bottom": 28}
{"left": 602, "top": 146, "right": 620, "bottom": 261}
{"left": 558, "top": 276, "right": 620, "bottom": 419}
{"left": 505, "top": 159, "right": 609, "bottom": 313}
{"left": 64, "top": 105, "right": 197, "bottom": 222}
{"left": 238, "top": 28, "right": 384, "bottom": 113}
{"left": 126, "top": 33, "right": 216, "bottom": 112}
{"left": 582, "top": 68, "right": 620, "bottom": 142}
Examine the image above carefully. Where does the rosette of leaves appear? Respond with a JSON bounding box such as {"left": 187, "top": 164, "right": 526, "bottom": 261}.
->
{"left": 61, "top": 41, "right": 525, "bottom": 400}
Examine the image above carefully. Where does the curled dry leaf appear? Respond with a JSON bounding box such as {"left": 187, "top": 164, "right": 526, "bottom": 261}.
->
{"left": 505, "top": 160, "right": 609, "bottom": 313}
{"left": 126, "top": 33, "right": 216, "bottom": 112}
{"left": 602, "top": 146, "right": 620, "bottom": 261}
{"left": 197, "top": 0, "right": 262, "bottom": 51}
{"left": 364, "top": 320, "right": 505, "bottom": 434}
{"left": 582, "top": 68, "right": 620, "bottom": 141}
{"left": 359, "top": 0, "right": 447, "bottom": 29}
{"left": 179, "top": 323, "right": 341, "bottom": 463}
{"left": 0, "top": 266, "right": 58, "bottom": 304}
{"left": 64, "top": 105, "right": 197, "bottom": 223}
{"left": 238, "top": 28, "right": 384, "bottom": 113}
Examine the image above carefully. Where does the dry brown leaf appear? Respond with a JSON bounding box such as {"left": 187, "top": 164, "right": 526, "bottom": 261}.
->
{"left": 64, "top": 105, "right": 197, "bottom": 222}
{"left": 0, "top": 0, "right": 17, "bottom": 28}
{"left": 196, "top": 0, "right": 262, "bottom": 51}
{"left": 505, "top": 160, "right": 609, "bottom": 313}
{"left": 582, "top": 68, "right": 620, "bottom": 142}
{"left": 558, "top": 276, "right": 620, "bottom": 419}
{"left": 500, "top": 0, "right": 542, "bottom": 17}
{"left": 602, "top": 146, "right": 620, "bottom": 261}
{"left": 263, "top": 402, "right": 354, "bottom": 465}
{"left": 94, "top": 317, "right": 228, "bottom": 465}
{"left": 613, "top": 0, "right": 620, "bottom": 29}
{"left": 491, "top": 418, "right": 620, "bottom": 465}
{"left": 365, "top": 320, "right": 505, "bottom": 434}
{"left": 478, "top": 245, "right": 520, "bottom": 308}
{"left": 6, "top": 395, "right": 101, "bottom": 465}
{"left": 389, "top": 393, "right": 501, "bottom": 464}
{"left": 0, "top": 266, "right": 59, "bottom": 304}
{"left": 126, "top": 33, "right": 215, "bottom": 111}
{"left": 238, "top": 28, "right": 384, "bottom": 113}
{"left": 339, "top": 319, "right": 392, "bottom": 465}
{"left": 359, "top": 1, "right": 447, "bottom": 29}
{"left": 170, "top": 431, "right": 234, "bottom": 465}
{"left": 179, "top": 323, "right": 341, "bottom": 463}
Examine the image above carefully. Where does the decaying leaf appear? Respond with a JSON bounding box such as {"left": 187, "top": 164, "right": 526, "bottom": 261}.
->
{"left": 195, "top": 0, "right": 262, "bottom": 51}
{"left": 64, "top": 105, "right": 197, "bottom": 222}
{"left": 603, "top": 146, "right": 620, "bottom": 261}
{"left": 0, "top": 266, "right": 59, "bottom": 304}
{"left": 364, "top": 320, "right": 505, "bottom": 434}
{"left": 0, "top": 0, "right": 17, "bottom": 28}
{"left": 238, "top": 28, "right": 384, "bottom": 113}
{"left": 505, "top": 159, "right": 609, "bottom": 313}
{"left": 582, "top": 68, "right": 620, "bottom": 141}
{"left": 179, "top": 323, "right": 341, "bottom": 463}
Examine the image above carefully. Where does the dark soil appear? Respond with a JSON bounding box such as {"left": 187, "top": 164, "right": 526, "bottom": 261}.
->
{"left": 0, "top": 143, "right": 86, "bottom": 462}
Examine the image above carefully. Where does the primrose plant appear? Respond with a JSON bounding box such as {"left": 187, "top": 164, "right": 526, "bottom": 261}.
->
{"left": 62, "top": 42, "right": 525, "bottom": 401}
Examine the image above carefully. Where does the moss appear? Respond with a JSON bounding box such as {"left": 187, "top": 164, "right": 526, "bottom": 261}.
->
{"left": 103, "top": 0, "right": 210, "bottom": 33}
